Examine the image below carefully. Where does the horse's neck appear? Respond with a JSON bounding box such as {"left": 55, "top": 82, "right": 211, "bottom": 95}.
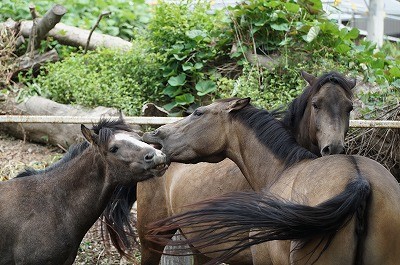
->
{"left": 47, "top": 149, "right": 114, "bottom": 234}
{"left": 226, "top": 124, "right": 285, "bottom": 192}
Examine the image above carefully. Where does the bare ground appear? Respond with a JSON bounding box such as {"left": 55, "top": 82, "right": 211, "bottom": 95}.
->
{"left": 0, "top": 130, "right": 140, "bottom": 265}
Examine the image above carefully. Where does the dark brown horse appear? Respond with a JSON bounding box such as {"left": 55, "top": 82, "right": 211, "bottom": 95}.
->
{"left": 107, "top": 71, "right": 355, "bottom": 264}
{"left": 0, "top": 118, "right": 167, "bottom": 265}
{"left": 144, "top": 98, "right": 400, "bottom": 265}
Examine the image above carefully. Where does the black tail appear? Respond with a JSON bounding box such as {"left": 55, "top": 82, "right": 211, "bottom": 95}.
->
{"left": 146, "top": 178, "right": 371, "bottom": 264}
{"left": 101, "top": 184, "right": 137, "bottom": 257}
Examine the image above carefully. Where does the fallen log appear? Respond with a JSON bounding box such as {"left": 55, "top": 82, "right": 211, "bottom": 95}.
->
{"left": 10, "top": 49, "right": 59, "bottom": 80}
{"left": 20, "top": 20, "right": 132, "bottom": 51}
{"left": 0, "top": 96, "right": 140, "bottom": 148}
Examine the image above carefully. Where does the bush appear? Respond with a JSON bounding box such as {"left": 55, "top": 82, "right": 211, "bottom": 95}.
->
{"left": 0, "top": 0, "right": 150, "bottom": 41}
{"left": 146, "top": 0, "right": 232, "bottom": 113}
{"left": 220, "top": 0, "right": 399, "bottom": 111}
{"left": 31, "top": 40, "right": 165, "bottom": 115}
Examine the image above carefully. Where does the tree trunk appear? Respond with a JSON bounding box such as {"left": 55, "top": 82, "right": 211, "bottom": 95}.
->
{"left": 26, "top": 4, "right": 67, "bottom": 52}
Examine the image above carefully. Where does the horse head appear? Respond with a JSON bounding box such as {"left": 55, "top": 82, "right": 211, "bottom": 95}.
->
{"left": 81, "top": 120, "right": 168, "bottom": 184}
{"left": 143, "top": 98, "right": 251, "bottom": 164}
{"left": 290, "top": 71, "right": 355, "bottom": 156}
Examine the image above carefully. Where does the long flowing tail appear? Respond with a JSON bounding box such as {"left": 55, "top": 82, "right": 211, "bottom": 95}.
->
{"left": 146, "top": 178, "right": 371, "bottom": 264}
{"left": 101, "top": 185, "right": 137, "bottom": 257}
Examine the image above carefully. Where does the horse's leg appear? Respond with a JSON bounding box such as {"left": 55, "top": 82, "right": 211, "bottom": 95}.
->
{"left": 137, "top": 177, "right": 174, "bottom": 265}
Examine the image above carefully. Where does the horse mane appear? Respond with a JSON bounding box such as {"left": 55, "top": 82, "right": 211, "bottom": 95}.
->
{"left": 92, "top": 117, "right": 132, "bottom": 134}
{"left": 15, "top": 117, "right": 129, "bottom": 178}
{"left": 282, "top": 71, "right": 354, "bottom": 131}
{"left": 231, "top": 104, "right": 317, "bottom": 167}
{"left": 15, "top": 141, "right": 90, "bottom": 178}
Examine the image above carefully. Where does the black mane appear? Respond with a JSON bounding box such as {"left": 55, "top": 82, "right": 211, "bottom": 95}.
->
{"left": 16, "top": 117, "right": 130, "bottom": 178}
{"left": 282, "top": 71, "right": 354, "bottom": 131}
{"left": 231, "top": 105, "right": 317, "bottom": 167}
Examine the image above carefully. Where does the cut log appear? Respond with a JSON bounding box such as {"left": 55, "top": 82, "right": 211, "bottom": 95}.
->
{"left": 19, "top": 21, "right": 132, "bottom": 51}
{"left": 0, "top": 96, "right": 140, "bottom": 148}
{"left": 26, "top": 4, "right": 67, "bottom": 52}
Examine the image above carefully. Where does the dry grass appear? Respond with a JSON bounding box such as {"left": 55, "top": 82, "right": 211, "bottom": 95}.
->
{"left": 346, "top": 103, "right": 400, "bottom": 179}
{"left": 0, "top": 23, "right": 18, "bottom": 87}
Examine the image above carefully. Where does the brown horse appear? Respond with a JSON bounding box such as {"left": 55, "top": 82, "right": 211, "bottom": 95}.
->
{"left": 106, "top": 71, "right": 355, "bottom": 264}
{"left": 0, "top": 118, "right": 167, "bottom": 265}
{"left": 138, "top": 71, "right": 356, "bottom": 264}
{"left": 144, "top": 98, "right": 400, "bottom": 265}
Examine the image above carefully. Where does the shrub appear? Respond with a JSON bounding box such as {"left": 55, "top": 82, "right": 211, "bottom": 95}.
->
{"left": 31, "top": 40, "right": 165, "bottom": 115}
{"left": 145, "top": 0, "right": 232, "bottom": 113}
{"left": 221, "top": 0, "right": 399, "bottom": 111}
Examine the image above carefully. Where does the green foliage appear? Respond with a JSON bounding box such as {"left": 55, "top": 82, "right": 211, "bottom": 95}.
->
{"left": 0, "top": 0, "right": 150, "bottom": 41}
{"left": 30, "top": 41, "right": 165, "bottom": 115}
{"left": 224, "top": 0, "right": 399, "bottom": 110}
{"left": 5, "top": 0, "right": 398, "bottom": 117}
{"left": 218, "top": 62, "right": 311, "bottom": 110}
{"left": 146, "top": 0, "right": 232, "bottom": 113}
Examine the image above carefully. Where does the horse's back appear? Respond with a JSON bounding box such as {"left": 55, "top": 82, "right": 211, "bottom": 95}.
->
{"left": 282, "top": 155, "right": 400, "bottom": 264}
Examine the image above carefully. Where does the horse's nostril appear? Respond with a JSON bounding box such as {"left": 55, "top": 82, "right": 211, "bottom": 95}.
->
{"left": 144, "top": 152, "right": 155, "bottom": 162}
{"left": 321, "top": 145, "right": 331, "bottom": 156}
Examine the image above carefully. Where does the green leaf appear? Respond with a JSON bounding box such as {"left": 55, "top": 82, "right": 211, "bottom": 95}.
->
{"left": 163, "top": 101, "right": 178, "bottom": 111}
{"left": 182, "top": 62, "right": 193, "bottom": 71}
{"left": 163, "top": 85, "right": 182, "bottom": 97}
{"left": 194, "top": 62, "right": 203, "bottom": 69}
{"left": 175, "top": 93, "right": 195, "bottom": 105}
{"left": 389, "top": 67, "right": 400, "bottom": 77}
{"left": 168, "top": 73, "right": 186, "bottom": 87}
{"left": 392, "top": 79, "right": 400, "bottom": 88}
{"left": 264, "top": 1, "right": 281, "bottom": 8}
{"left": 335, "top": 43, "right": 351, "bottom": 54}
{"left": 346, "top": 28, "right": 359, "bottom": 40}
{"left": 186, "top": 29, "right": 207, "bottom": 42}
{"left": 195, "top": 80, "right": 216, "bottom": 96}
{"left": 284, "top": 2, "right": 300, "bottom": 13}
{"left": 173, "top": 54, "right": 187, "bottom": 61}
{"left": 270, "top": 23, "right": 289, "bottom": 31}
{"left": 303, "top": 26, "right": 320, "bottom": 43}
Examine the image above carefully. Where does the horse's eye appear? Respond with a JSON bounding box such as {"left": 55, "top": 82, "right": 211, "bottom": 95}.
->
{"left": 109, "top": 146, "right": 119, "bottom": 153}
{"left": 312, "top": 102, "right": 319, "bottom": 110}
{"left": 193, "top": 109, "right": 203, "bottom": 117}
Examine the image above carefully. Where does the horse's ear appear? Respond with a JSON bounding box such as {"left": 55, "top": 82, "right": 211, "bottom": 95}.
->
{"left": 348, "top": 78, "right": 356, "bottom": 89}
{"left": 118, "top": 110, "right": 124, "bottom": 120}
{"left": 81, "top": 124, "right": 97, "bottom": 145}
{"left": 301, "top": 71, "right": 316, "bottom": 86}
{"left": 227, "top": 98, "right": 250, "bottom": 112}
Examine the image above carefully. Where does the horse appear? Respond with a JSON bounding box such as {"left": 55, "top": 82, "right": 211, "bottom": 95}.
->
{"left": 105, "top": 71, "right": 356, "bottom": 264}
{"left": 0, "top": 118, "right": 168, "bottom": 265}
{"left": 143, "top": 97, "right": 400, "bottom": 265}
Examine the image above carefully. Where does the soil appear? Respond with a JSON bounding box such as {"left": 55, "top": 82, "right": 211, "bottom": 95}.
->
{"left": 0, "top": 130, "right": 140, "bottom": 264}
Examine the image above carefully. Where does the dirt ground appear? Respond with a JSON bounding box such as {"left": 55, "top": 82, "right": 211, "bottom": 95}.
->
{"left": 0, "top": 130, "right": 140, "bottom": 264}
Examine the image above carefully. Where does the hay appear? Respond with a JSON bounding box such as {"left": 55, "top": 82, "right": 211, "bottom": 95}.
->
{"left": 0, "top": 23, "right": 18, "bottom": 87}
{"left": 346, "top": 103, "right": 400, "bottom": 179}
